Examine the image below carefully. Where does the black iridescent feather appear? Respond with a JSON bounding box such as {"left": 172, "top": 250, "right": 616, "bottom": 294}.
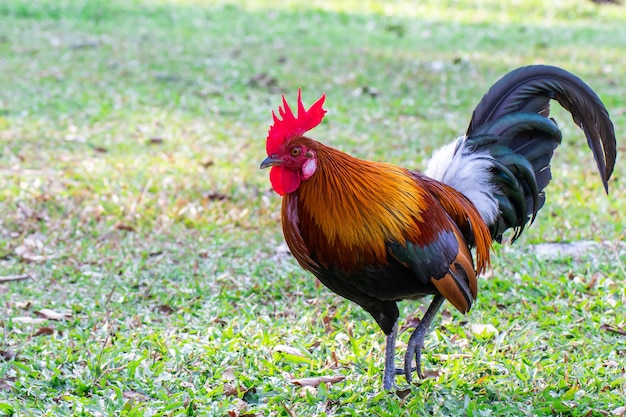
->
{"left": 465, "top": 65, "right": 616, "bottom": 242}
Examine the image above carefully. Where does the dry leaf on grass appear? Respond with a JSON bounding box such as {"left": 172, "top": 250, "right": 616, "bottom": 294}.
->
{"left": 0, "top": 377, "right": 16, "bottom": 391}
{"left": 11, "top": 317, "right": 47, "bottom": 325}
{"left": 15, "top": 233, "right": 46, "bottom": 252}
{"left": 113, "top": 222, "right": 136, "bottom": 232}
{"left": 0, "top": 349, "right": 17, "bottom": 361}
{"left": 226, "top": 398, "right": 256, "bottom": 417}
{"left": 326, "top": 350, "right": 340, "bottom": 369}
{"left": 601, "top": 324, "right": 626, "bottom": 337}
{"left": 400, "top": 317, "right": 421, "bottom": 333}
{"left": 586, "top": 271, "right": 603, "bottom": 290}
{"left": 440, "top": 309, "right": 453, "bottom": 325}
{"left": 154, "top": 304, "right": 175, "bottom": 314}
{"left": 221, "top": 367, "right": 236, "bottom": 382}
{"left": 223, "top": 382, "right": 255, "bottom": 398}
{"left": 34, "top": 309, "right": 71, "bottom": 321}
{"left": 148, "top": 137, "right": 164, "bottom": 144}
{"left": 0, "top": 274, "right": 32, "bottom": 283}
{"left": 421, "top": 369, "right": 441, "bottom": 378}
{"left": 223, "top": 383, "right": 239, "bottom": 397}
{"left": 14, "top": 233, "right": 57, "bottom": 263}
{"left": 290, "top": 375, "right": 345, "bottom": 387}
{"left": 122, "top": 390, "right": 150, "bottom": 401}
{"left": 15, "top": 246, "right": 55, "bottom": 263}
{"left": 33, "top": 327, "right": 55, "bottom": 337}
{"left": 274, "top": 344, "right": 307, "bottom": 357}
{"left": 228, "top": 411, "right": 257, "bottom": 417}
{"left": 395, "top": 387, "right": 412, "bottom": 400}
{"left": 612, "top": 405, "right": 626, "bottom": 416}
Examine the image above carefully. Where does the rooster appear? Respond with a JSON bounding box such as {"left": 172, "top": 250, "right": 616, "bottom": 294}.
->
{"left": 260, "top": 65, "right": 616, "bottom": 390}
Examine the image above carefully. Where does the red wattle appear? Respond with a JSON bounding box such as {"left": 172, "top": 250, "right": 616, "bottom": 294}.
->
{"left": 270, "top": 166, "right": 301, "bottom": 195}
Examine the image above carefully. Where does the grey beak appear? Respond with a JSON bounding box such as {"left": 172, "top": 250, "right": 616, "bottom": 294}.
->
{"left": 260, "top": 156, "right": 282, "bottom": 169}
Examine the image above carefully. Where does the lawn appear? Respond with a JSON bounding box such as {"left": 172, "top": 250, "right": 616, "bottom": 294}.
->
{"left": 0, "top": 0, "right": 625, "bottom": 415}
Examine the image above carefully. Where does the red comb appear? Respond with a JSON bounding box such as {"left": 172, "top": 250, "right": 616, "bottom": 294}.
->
{"left": 266, "top": 89, "right": 326, "bottom": 155}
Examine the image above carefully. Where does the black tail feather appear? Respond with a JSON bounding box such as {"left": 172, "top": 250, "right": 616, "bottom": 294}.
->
{"left": 465, "top": 65, "right": 616, "bottom": 242}
{"left": 467, "top": 65, "right": 616, "bottom": 193}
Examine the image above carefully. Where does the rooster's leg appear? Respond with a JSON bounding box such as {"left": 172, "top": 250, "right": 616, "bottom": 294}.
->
{"left": 382, "top": 321, "right": 398, "bottom": 390}
{"left": 403, "top": 294, "right": 444, "bottom": 383}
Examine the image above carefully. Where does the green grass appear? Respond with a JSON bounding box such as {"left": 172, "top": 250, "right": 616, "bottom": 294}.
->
{"left": 1, "top": 0, "right": 625, "bottom": 415}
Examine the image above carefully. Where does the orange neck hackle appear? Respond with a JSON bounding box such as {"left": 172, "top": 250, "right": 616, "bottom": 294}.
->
{"left": 285, "top": 138, "right": 433, "bottom": 271}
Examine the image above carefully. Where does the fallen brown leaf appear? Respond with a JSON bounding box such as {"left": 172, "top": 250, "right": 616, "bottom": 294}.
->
{"left": 274, "top": 344, "right": 307, "bottom": 357}
{"left": 221, "top": 367, "right": 236, "bottom": 382}
{"left": 0, "top": 274, "right": 32, "bottom": 283}
{"left": 113, "top": 222, "right": 136, "bottom": 232}
{"left": 155, "top": 304, "right": 175, "bottom": 314}
{"left": 400, "top": 315, "right": 422, "bottom": 333}
{"left": 601, "top": 324, "right": 626, "bottom": 337}
{"left": 204, "top": 191, "right": 230, "bottom": 202}
{"left": 33, "top": 326, "right": 54, "bottom": 337}
{"left": 0, "top": 349, "right": 17, "bottom": 361}
{"left": 148, "top": 137, "right": 164, "bottom": 144}
{"left": 612, "top": 405, "right": 626, "bottom": 416}
{"left": 290, "top": 375, "right": 345, "bottom": 387}
{"left": 122, "top": 390, "right": 150, "bottom": 401}
{"left": 0, "top": 377, "right": 16, "bottom": 391}
{"left": 89, "top": 144, "right": 108, "bottom": 153}
{"left": 11, "top": 317, "right": 47, "bottom": 325}
{"left": 15, "top": 233, "right": 51, "bottom": 263}
{"left": 228, "top": 412, "right": 258, "bottom": 417}
{"left": 438, "top": 310, "right": 453, "bottom": 326}
{"left": 223, "top": 382, "right": 255, "bottom": 398}
{"left": 34, "top": 309, "right": 71, "bottom": 321}
{"left": 422, "top": 369, "right": 441, "bottom": 378}
{"left": 226, "top": 398, "right": 253, "bottom": 417}
{"left": 18, "top": 253, "right": 58, "bottom": 263}
{"left": 587, "top": 271, "right": 603, "bottom": 290}
{"left": 329, "top": 351, "right": 339, "bottom": 369}
{"left": 395, "top": 387, "right": 411, "bottom": 400}
{"left": 223, "top": 383, "right": 239, "bottom": 397}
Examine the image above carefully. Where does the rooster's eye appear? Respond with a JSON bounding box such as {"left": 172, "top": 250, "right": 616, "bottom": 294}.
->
{"left": 291, "top": 147, "right": 302, "bottom": 157}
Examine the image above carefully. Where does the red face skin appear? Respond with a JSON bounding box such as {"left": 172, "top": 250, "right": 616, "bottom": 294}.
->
{"left": 262, "top": 143, "right": 317, "bottom": 195}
